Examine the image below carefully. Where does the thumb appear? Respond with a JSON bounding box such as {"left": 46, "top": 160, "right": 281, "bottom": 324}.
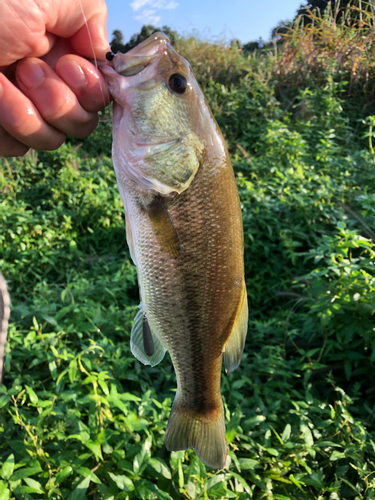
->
{"left": 70, "top": 11, "right": 110, "bottom": 61}
{"left": 45, "top": 0, "right": 110, "bottom": 60}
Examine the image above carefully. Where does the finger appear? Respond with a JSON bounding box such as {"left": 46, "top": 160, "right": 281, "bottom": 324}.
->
{"left": 44, "top": 0, "right": 110, "bottom": 60}
{"left": 16, "top": 58, "right": 99, "bottom": 138}
{"left": 56, "top": 55, "right": 111, "bottom": 112}
{"left": 0, "top": 73, "right": 65, "bottom": 151}
{"left": 0, "top": 126, "right": 29, "bottom": 157}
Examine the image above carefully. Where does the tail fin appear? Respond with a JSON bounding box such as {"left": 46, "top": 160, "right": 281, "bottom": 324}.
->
{"left": 164, "top": 393, "right": 227, "bottom": 470}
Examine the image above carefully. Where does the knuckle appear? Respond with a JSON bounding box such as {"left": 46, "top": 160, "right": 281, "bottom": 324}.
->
{"left": 42, "top": 134, "right": 66, "bottom": 151}
{"left": 0, "top": 142, "right": 29, "bottom": 157}
{"left": 71, "top": 115, "right": 99, "bottom": 138}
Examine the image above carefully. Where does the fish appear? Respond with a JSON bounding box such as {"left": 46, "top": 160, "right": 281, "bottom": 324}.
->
{"left": 100, "top": 33, "right": 248, "bottom": 470}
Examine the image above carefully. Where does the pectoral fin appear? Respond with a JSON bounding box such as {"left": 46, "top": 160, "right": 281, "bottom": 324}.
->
{"left": 147, "top": 198, "right": 181, "bottom": 259}
{"left": 142, "top": 314, "right": 154, "bottom": 356}
{"left": 131, "top": 306, "right": 167, "bottom": 366}
{"left": 223, "top": 282, "right": 248, "bottom": 374}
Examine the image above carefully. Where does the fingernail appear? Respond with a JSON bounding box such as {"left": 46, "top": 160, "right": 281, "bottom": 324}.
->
{"left": 18, "top": 59, "right": 45, "bottom": 89}
{"left": 58, "top": 60, "right": 87, "bottom": 89}
{"left": 0, "top": 81, "right": 3, "bottom": 98}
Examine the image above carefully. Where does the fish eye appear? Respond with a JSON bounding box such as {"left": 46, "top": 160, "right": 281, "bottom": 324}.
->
{"left": 106, "top": 51, "right": 115, "bottom": 61}
{"left": 168, "top": 73, "right": 188, "bottom": 94}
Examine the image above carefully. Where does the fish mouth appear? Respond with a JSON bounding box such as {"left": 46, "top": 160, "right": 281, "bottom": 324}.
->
{"left": 115, "top": 54, "right": 160, "bottom": 76}
{"left": 103, "top": 32, "right": 171, "bottom": 78}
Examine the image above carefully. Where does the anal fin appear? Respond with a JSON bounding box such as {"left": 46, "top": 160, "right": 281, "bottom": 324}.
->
{"left": 224, "top": 281, "right": 248, "bottom": 374}
{"left": 130, "top": 306, "right": 166, "bottom": 366}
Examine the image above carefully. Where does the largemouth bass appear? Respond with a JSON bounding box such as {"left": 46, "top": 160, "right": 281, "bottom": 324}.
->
{"left": 100, "top": 33, "right": 248, "bottom": 470}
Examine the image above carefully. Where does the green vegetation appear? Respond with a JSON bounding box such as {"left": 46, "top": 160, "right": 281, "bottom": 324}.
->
{"left": 110, "top": 25, "right": 179, "bottom": 54}
{"left": 1, "top": 9, "right": 375, "bottom": 500}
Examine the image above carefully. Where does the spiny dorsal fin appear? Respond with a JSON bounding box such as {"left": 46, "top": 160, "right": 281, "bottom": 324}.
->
{"left": 131, "top": 306, "right": 167, "bottom": 366}
{"left": 146, "top": 197, "right": 181, "bottom": 259}
{"left": 223, "top": 281, "right": 248, "bottom": 374}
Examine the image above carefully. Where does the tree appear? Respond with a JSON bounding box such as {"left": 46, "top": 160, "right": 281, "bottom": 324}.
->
{"left": 110, "top": 30, "right": 126, "bottom": 54}
{"left": 297, "top": 0, "right": 373, "bottom": 26}
{"left": 230, "top": 39, "right": 242, "bottom": 50}
{"left": 271, "top": 19, "right": 293, "bottom": 40}
{"left": 110, "top": 25, "right": 179, "bottom": 54}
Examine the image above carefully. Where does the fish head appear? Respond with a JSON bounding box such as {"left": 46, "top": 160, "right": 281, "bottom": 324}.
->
{"left": 100, "top": 33, "right": 222, "bottom": 195}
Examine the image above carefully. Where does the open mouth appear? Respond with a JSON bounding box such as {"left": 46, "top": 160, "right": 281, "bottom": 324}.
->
{"left": 115, "top": 54, "right": 160, "bottom": 76}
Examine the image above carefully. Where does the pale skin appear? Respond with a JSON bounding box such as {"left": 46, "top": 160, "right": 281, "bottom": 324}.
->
{"left": 0, "top": 0, "right": 111, "bottom": 157}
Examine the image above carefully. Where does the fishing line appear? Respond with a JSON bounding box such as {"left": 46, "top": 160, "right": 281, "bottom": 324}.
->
{"left": 78, "top": 0, "right": 109, "bottom": 109}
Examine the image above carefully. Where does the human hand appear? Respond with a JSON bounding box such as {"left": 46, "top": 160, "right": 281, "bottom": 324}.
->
{"left": 0, "top": 0, "right": 111, "bottom": 157}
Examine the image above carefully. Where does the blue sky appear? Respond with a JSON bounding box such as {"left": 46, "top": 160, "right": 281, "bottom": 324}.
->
{"left": 105, "top": 0, "right": 305, "bottom": 45}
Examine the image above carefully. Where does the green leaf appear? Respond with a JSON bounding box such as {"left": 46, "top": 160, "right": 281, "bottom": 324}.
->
{"left": 85, "top": 441, "right": 103, "bottom": 460}
{"left": 226, "top": 408, "right": 242, "bottom": 443}
{"left": 77, "top": 467, "right": 101, "bottom": 484}
{"left": 289, "top": 474, "right": 305, "bottom": 492}
{"left": 238, "top": 458, "right": 261, "bottom": 470}
{"left": 0, "top": 455, "right": 14, "bottom": 480}
{"left": 67, "top": 475, "right": 90, "bottom": 500}
{"left": 227, "top": 472, "right": 251, "bottom": 493}
{"left": 301, "top": 424, "right": 314, "bottom": 446}
{"left": 282, "top": 424, "right": 291, "bottom": 442}
{"left": 10, "top": 465, "right": 42, "bottom": 481}
{"left": 0, "top": 396, "right": 10, "bottom": 409}
{"left": 69, "top": 359, "right": 78, "bottom": 384}
{"left": 107, "top": 472, "right": 134, "bottom": 492}
{"left": 23, "top": 478, "right": 44, "bottom": 494}
{"left": 148, "top": 458, "right": 171, "bottom": 479}
{"left": 135, "top": 480, "right": 172, "bottom": 499}
{"left": 266, "top": 447, "right": 279, "bottom": 456}
{"left": 133, "top": 436, "right": 152, "bottom": 474}
{"left": 207, "top": 481, "right": 229, "bottom": 497}
{"left": 331, "top": 451, "right": 346, "bottom": 461}
{"left": 25, "top": 385, "right": 38, "bottom": 405}
{"left": 0, "top": 482, "right": 11, "bottom": 500}
{"left": 228, "top": 450, "right": 241, "bottom": 472}
{"left": 303, "top": 470, "right": 326, "bottom": 489}
{"left": 55, "top": 466, "right": 73, "bottom": 485}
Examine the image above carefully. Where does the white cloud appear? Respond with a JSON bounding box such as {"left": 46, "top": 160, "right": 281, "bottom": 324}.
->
{"left": 163, "top": 1, "right": 178, "bottom": 9}
{"left": 131, "top": 0, "right": 151, "bottom": 12}
{"left": 134, "top": 9, "right": 161, "bottom": 25}
{"left": 131, "top": 0, "right": 178, "bottom": 10}
{"left": 131, "top": 0, "right": 178, "bottom": 24}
